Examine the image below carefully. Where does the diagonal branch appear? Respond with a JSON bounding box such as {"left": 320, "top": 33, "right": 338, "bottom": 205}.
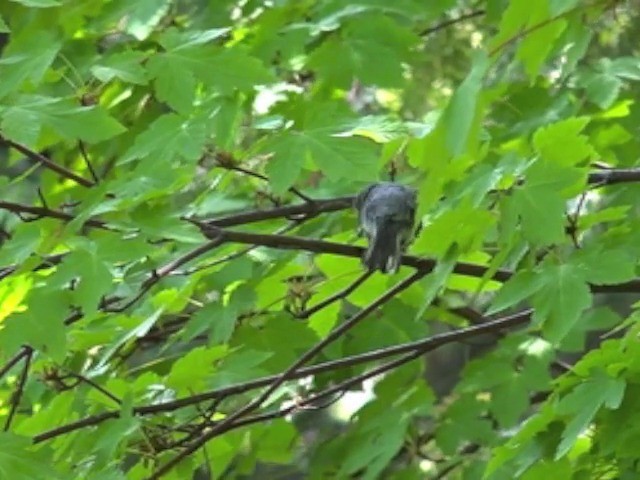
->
{"left": 200, "top": 196, "right": 354, "bottom": 228}
{"left": 146, "top": 308, "right": 533, "bottom": 478}
{"left": 0, "top": 347, "right": 31, "bottom": 380}
{"left": 296, "top": 270, "right": 372, "bottom": 319}
{"left": 33, "top": 308, "right": 534, "bottom": 445}
{"left": 488, "top": 0, "right": 614, "bottom": 57}
{"left": 0, "top": 201, "right": 111, "bottom": 230}
{"left": 419, "top": 9, "right": 486, "bottom": 36}
{"left": 4, "top": 347, "right": 33, "bottom": 431}
{"left": 146, "top": 270, "right": 426, "bottom": 478}
{"left": 0, "top": 136, "right": 95, "bottom": 187}
{"left": 0, "top": 253, "right": 66, "bottom": 281}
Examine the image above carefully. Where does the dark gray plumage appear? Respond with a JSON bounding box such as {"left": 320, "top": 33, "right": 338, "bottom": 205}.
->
{"left": 354, "top": 182, "right": 417, "bottom": 274}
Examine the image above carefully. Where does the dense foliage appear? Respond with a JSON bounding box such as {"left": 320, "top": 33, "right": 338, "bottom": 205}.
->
{"left": 1, "top": 0, "right": 640, "bottom": 478}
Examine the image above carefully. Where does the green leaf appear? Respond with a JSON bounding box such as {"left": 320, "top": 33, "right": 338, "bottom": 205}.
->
{"left": 571, "top": 245, "right": 637, "bottom": 285}
{"left": 437, "top": 395, "right": 495, "bottom": 454}
{"left": 334, "top": 115, "right": 408, "bottom": 143}
{"left": 516, "top": 4, "right": 567, "bottom": 80}
{"left": 156, "top": 27, "right": 231, "bottom": 50}
{"left": 488, "top": 270, "right": 546, "bottom": 315}
{"left": 1, "top": 95, "right": 125, "bottom": 146}
{"left": 146, "top": 54, "right": 196, "bottom": 113}
{"left": 606, "top": 57, "right": 640, "bottom": 80}
{"left": 0, "top": 14, "right": 9, "bottom": 33}
{"left": 0, "top": 225, "right": 41, "bottom": 266}
{"left": 254, "top": 421, "right": 297, "bottom": 464}
{"left": 91, "top": 51, "right": 148, "bottom": 85}
{"left": 167, "top": 345, "right": 227, "bottom": 392}
{"left": 510, "top": 160, "right": 586, "bottom": 245}
{"left": 490, "top": 0, "right": 531, "bottom": 49}
{"left": 532, "top": 263, "right": 592, "bottom": 342}
{"left": 307, "top": 133, "right": 379, "bottom": 182}
{"left": 53, "top": 247, "right": 112, "bottom": 316}
{"left": 209, "top": 301, "right": 238, "bottom": 345}
{"left": 259, "top": 128, "right": 378, "bottom": 185}
{"left": 0, "top": 433, "right": 62, "bottom": 479}
{"left": 441, "top": 51, "right": 489, "bottom": 156}
{"left": 8, "top": 0, "right": 60, "bottom": 7}
{"left": 147, "top": 45, "right": 274, "bottom": 98}
{"left": 0, "top": 31, "right": 61, "bottom": 100}
{"left": 263, "top": 133, "right": 307, "bottom": 194}
{"left": 122, "top": 113, "right": 207, "bottom": 163}
{"left": 308, "top": 14, "right": 418, "bottom": 88}
{"left": 3, "top": 288, "right": 69, "bottom": 361}
{"left": 122, "top": 0, "right": 172, "bottom": 40}
{"left": 491, "top": 373, "right": 531, "bottom": 427}
{"left": 415, "top": 248, "right": 458, "bottom": 319}
{"left": 576, "top": 70, "right": 622, "bottom": 109}
{"left": 555, "top": 372, "right": 625, "bottom": 458}
{"left": 559, "top": 21, "right": 593, "bottom": 78}
{"left": 533, "top": 117, "right": 594, "bottom": 166}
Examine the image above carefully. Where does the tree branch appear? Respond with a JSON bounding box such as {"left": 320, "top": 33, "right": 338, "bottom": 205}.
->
{"left": 488, "top": 0, "right": 614, "bottom": 57}
{"left": 147, "top": 270, "right": 427, "bottom": 478}
{"left": 296, "top": 270, "right": 372, "bottom": 319}
{"left": 33, "top": 308, "right": 533, "bottom": 445}
{"left": 0, "top": 347, "right": 31, "bottom": 380}
{"left": 0, "top": 201, "right": 110, "bottom": 230}
{"left": 0, "top": 253, "right": 67, "bottom": 281}
{"left": 199, "top": 196, "right": 354, "bottom": 228}
{"left": 146, "top": 309, "right": 534, "bottom": 478}
{"left": 588, "top": 168, "right": 640, "bottom": 186}
{"left": 4, "top": 347, "right": 33, "bottom": 431}
{"left": 0, "top": 136, "right": 95, "bottom": 187}
{"left": 419, "top": 9, "right": 485, "bottom": 36}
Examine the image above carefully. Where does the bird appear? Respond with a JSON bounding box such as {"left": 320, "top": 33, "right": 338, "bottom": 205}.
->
{"left": 354, "top": 182, "right": 417, "bottom": 274}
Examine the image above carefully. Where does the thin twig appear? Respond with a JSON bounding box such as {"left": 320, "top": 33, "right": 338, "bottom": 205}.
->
{"left": 419, "top": 9, "right": 485, "bottom": 36}
{"left": 489, "top": 0, "right": 614, "bottom": 57}
{"left": 34, "top": 308, "right": 534, "bottom": 444}
{"left": 0, "top": 201, "right": 111, "bottom": 230}
{"left": 296, "top": 270, "right": 372, "bottom": 319}
{"left": 64, "top": 371, "right": 121, "bottom": 406}
{"left": 179, "top": 219, "right": 303, "bottom": 276}
{"left": 168, "top": 309, "right": 534, "bottom": 443}
{"left": 147, "top": 270, "right": 427, "bottom": 478}
{"left": 0, "top": 347, "right": 31, "bottom": 380}
{"left": 218, "top": 160, "right": 314, "bottom": 204}
{"left": 200, "top": 196, "right": 354, "bottom": 228}
{"left": 4, "top": 347, "right": 33, "bottom": 431}
{"left": 78, "top": 141, "right": 99, "bottom": 184}
{"left": 105, "top": 235, "right": 226, "bottom": 313}
{"left": 0, "top": 137, "right": 94, "bottom": 187}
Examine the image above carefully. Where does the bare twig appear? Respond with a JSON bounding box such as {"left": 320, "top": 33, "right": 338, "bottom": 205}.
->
{"left": 0, "top": 201, "right": 110, "bottom": 230}
{"left": 34, "top": 308, "right": 533, "bottom": 445}
{"left": 200, "top": 196, "right": 354, "bottom": 228}
{"left": 0, "top": 137, "right": 95, "bottom": 187}
{"left": 215, "top": 155, "right": 314, "bottom": 203}
{"left": 177, "top": 308, "right": 534, "bottom": 442}
{"left": 147, "top": 270, "right": 427, "bottom": 478}
{"left": 64, "top": 371, "right": 121, "bottom": 406}
{"left": 296, "top": 270, "right": 372, "bottom": 319}
{"left": 78, "top": 141, "right": 99, "bottom": 184}
{"left": 0, "top": 347, "right": 31, "bottom": 380}
{"left": 489, "top": 0, "right": 614, "bottom": 57}
{"left": 4, "top": 347, "right": 33, "bottom": 431}
{"left": 105, "top": 235, "right": 226, "bottom": 313}
{"left": 420, "top": 9, "right": 485, "bottom": 36}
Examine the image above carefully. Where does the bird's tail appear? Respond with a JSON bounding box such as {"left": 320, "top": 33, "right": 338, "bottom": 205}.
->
{"left": 363, "top": 220, "right": 403, "bottom": 274}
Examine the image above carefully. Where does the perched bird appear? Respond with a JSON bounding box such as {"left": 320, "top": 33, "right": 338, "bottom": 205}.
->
{"left": 354, "top": 182, "right": 417, "bottom": 274}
